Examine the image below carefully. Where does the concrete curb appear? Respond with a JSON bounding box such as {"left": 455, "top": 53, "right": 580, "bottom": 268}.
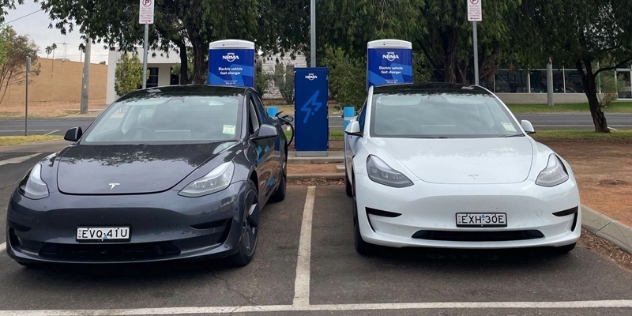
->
{"left": 288, "top": 173, "right": 345, "bottom": 180}
{"left": 581, "top": 205, "right": 632, "bottom": 254}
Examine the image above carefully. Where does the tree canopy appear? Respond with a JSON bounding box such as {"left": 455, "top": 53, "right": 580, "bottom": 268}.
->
{"left": 0, "top": 25, "right": 40, "bottom": 105}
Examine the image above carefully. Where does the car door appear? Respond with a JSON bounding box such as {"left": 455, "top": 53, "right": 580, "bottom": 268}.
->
{"left": 345, "top": 99, "right": 367, "bottom": 183}
{"left": 247, "top": 93, "right": 275, "bottom": 200}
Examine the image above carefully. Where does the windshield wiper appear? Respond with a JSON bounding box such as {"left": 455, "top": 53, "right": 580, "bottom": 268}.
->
{"left": 500, "top": 134, "right": 525, "bottom": 138}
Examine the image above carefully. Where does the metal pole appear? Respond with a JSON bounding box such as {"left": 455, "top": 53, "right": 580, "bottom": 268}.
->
{"left": 80, "top": 38, "right": 91, "bottom": 114}
{"left": 142, "top": 24, "right": 149, "bottom": 89}
{"left": 547, "top": 57, "right": 554, "bottom": 107}
{"left": 25, "top": 57, "right": 30, "bottom": 136}
{"left": 473, "top": 21, "right": 479, "bottom": 85}
{"left": 310, "top": 0, "right": 316, "bottom": 67}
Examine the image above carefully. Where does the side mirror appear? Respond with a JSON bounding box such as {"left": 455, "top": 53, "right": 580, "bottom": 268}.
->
{"left": 345, "top": 120, "right": 362, "bottom": 137}
{"left": 253, "top": 124, "right": 278, "bottom": 140}
{"left": 64, "top": 127, "right": 83, "bottom": 142}
{"left": 521, "top": 120, "right": 535, "bottom": 134}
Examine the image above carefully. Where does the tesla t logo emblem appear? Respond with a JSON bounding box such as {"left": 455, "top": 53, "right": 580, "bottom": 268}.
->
{"left": 469, "top": 174, "right": 479, "bottom": 180}
{"left": 109, "top": 183, "right": 120, "bottom": 189}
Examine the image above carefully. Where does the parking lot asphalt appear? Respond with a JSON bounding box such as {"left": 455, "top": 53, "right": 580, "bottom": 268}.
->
{"left": 1, "top": 154, "right": 632, "bottom": 315}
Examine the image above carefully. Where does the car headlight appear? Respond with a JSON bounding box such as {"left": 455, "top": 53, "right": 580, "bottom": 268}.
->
{"left": 366, "top": 155, "right": 413, "bottom": 188}
{"left": 20, "top": 163, "right": 49, "bottom": 200}
{"left": 179, "top": 162, "right": 235, "bottom": 197}
{"left": 536, "top": 154, "right": 569, "bottom": 187}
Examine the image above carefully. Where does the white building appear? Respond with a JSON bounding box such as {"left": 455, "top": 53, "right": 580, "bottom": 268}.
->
{"left": 106, "top": 46, "right": 307, "bottom": 104}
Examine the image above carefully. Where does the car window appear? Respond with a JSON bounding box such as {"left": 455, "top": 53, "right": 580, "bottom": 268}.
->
{"left": 251, "top": 94, "right": 268, "bottom": 123}
{"left": 82, "top": 96, "right": 242, "bottom": 143}
{"left": 358, "top": 99, "right": 367, "bottom": 132}
{"left": 248, "top": 97, "right": 261, "bottom": 135}
{"left": 370, "top": 92, "right": 522, "bottom": 138}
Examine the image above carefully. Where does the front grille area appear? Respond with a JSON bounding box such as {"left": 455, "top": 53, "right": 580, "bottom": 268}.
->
{"left": 412, "top": 230, "right": 545, "bottom": 242}
{"left": 39, "top": 242, "right": 181, "bottom": 261}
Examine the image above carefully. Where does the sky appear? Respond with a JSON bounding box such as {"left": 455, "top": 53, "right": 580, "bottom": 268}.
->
{"left": 2, "top": 1, "right": 110, "bottom": 64}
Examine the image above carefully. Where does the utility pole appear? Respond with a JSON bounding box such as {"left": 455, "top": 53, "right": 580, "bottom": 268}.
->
{"left": 80, "top": 38, "right": 91, "bottom": 114}
{"left": 61, "top": 42, "right": 68, "bottom": 60}
{"left": 310, "top": 0, "right": 315, "bottom": 67}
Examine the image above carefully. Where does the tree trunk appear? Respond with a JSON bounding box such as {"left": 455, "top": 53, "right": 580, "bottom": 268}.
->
{"left": 576, "top": 59, "right": 609, "bottom": 133}
{"left": 177, "top": 41, "right": 189, "bottom": 85}
{"left": 442, "top": 28, "right": 459, "bottom": 83}
{"left": 191, "top": 40, "right": 206, "bottom": 84}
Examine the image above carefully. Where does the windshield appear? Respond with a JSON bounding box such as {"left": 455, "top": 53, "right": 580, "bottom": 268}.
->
{"left": 370, "top": 92, "right": 523, "bottom": 138}
{"left": 83, "top": 95, "right": 242, "bottom": 144}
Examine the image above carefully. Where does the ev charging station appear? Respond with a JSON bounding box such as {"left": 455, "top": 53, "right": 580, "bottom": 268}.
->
{"left": 366, "top": 39, "right": 413, "bottom": 89}
{"left": 208, "top": 40, "right": 256, "bottom": 88}
{"left": 294, "top": 67, "right": 329, "bottom": 155}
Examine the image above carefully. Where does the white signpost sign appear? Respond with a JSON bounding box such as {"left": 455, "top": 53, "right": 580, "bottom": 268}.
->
{"left": 468, "top": 0, "right": 482, "bottom": 85}
{"left": 139, "top": 0, "right": 154, "bottom": 89}
{"left": 139, "top": 0, "right": 154, "bottom": 24}
{"left": 467, "top": 0, "right": 482, "bottom": 22}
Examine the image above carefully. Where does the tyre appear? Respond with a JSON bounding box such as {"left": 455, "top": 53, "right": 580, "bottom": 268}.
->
{"left": 270, "top": 164, "right": 287, "bottom": 203}
{"left": 228, "top": 181, "right": 260, "bottom": 267}
{"left": 352, "top": 186, "right": 375, "bottom": 256}
{"left": 552, "top": 242, "right": 576, "bottom": 255}
{"left": 345, "top": 171, "right": 353, "bottom": 197}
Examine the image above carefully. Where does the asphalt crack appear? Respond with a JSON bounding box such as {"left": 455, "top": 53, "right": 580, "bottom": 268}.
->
{"left": 211, "top": 272, "right": 253, "bottom": 307}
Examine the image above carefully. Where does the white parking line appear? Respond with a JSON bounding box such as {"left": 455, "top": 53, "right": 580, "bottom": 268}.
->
{"left": 1, "top": 300, "right": 632, "bottom": 315}
{"left": 293, "top": 186, "right": 316, "bottom": 307}
{"left": 0, "top": 153, "right": 41, "bottom": 166}
{"left": 0, "top": 242, "right": 5, "bottom": 254}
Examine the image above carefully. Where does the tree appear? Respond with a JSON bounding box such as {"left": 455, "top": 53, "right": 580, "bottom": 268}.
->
{"left": 0, "top": 0, "right": 23, "bottom": 23}
{"left": 0, "top": 26, "right": 40, "bottom": 105}
{"left": 321, "top": 46, "right": 366, "bottom": 109}
{"left": 272, "top": 63, "right": 294, "bottom": 105}
{"left": 114, "top": 53, "right": 142, "bottom": 97}
{"left": 45, "top": 45, "right": 53, "bottom": 58}
{"left": 512, "top": 0, "right": 632, "bottom": 132}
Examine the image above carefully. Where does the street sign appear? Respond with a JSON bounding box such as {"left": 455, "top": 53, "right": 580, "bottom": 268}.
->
{"left": 139, "top": 0, "right": 154, "bottom": 24}
{"left": 468, "top": 0, "right": 482, "bottom": 22}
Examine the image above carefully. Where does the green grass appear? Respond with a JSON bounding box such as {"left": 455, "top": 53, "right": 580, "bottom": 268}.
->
{"left": 0, "top": 135, "right": 62, "bottom": 146}
{"left": 284, "top": 130, "right": 344, "bottom": 141}
{"left": 507, "top": 102, "right": 632, "bottom": 113}
{"left": 531, "top": 130, "right": 632, "bottom": 140}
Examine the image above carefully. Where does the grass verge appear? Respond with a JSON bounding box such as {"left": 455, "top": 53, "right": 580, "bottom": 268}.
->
{"left": 0, "top": 135, "right": 63, "bottom": 146}
{"left": 531, "top": 130, "right": 632, "bottom": 140}
{"left": 507, "top": 102, "right": 632, "bottom": 113}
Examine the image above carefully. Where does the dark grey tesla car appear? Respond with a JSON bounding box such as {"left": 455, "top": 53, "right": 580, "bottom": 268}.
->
{"left": 6, "top": 85, "right": 289, "bottom": 267}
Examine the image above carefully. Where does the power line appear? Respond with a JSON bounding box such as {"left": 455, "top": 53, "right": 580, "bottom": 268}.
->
{"left": 1, "top": 9, "right": 43, "bottom": 26}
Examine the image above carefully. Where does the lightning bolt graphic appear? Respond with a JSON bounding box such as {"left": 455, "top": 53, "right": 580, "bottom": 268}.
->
{"left": 300, "top": 91, "right": 322, "bottom": 124}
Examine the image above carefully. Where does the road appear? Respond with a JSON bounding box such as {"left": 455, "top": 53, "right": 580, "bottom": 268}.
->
{"left": 1, "top": 147, "right": 632, "bottom": 315}
{"left": 0, "top": 113, "right": 630, "bottom": 136}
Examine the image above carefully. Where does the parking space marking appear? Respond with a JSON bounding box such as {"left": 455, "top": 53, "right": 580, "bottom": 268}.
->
{"left": 0, "top": 242, "right": 5, "bottom": 254}
{"left": 293, "top": 186, "right": 316, "bottom": 307}
{"left": 2, "top": 300, "right": 632, "bottom": 315}
{"left": 0, "top": 153, "right": 41, "bottom": 166}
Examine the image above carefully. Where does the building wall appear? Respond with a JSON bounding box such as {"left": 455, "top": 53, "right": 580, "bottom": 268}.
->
{"left": 1, "top": 58, "right": 107, "bottom": 106}
{"left": 106, "top": 48, "right": 180, "bottom": 104}
{"left": 260, "top": 52, "right": 307, "bottom": 99}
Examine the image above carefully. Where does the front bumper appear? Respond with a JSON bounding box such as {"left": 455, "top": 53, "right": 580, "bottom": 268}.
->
{"left": 354, "top": 174, "right": 581, "bottom": 249}
{"left": 6, "top": 182, "right": 249, "bottom": 264}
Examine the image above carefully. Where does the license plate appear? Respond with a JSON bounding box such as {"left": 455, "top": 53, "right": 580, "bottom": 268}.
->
{"left": 456, "top": 213, "right": 507, "bottom": 227}
{"left": 77, "top": 227, "right": 131, "bottom": 241}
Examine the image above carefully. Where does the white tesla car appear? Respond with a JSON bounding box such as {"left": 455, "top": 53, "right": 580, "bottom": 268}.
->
{"left": 344, "top": 83, "right": 580, "bottom": 255}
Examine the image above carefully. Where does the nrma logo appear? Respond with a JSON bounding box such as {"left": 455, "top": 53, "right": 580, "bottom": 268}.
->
{"left": 222, "top": 52, "right": 239, "bottom": 62}
{"left": 383, "top": 52, "right": 399, "bottom": 62}
{"left": 305, "top": 73, "right": 318, "bottom": 81}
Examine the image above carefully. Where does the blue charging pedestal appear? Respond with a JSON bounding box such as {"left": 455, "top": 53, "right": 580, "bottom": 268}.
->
{"left": 208, "top": 39, "right": 255, "bottom": 88}
{"left": 343, "top": 107, "right": 355, "bottom": 131}
{"left": 367, "top": 39, "right": 413, "bottom": 89}
{"left": 267, "top": 107, "right": 278, "bottom": 117}
{"left": 294, "top": 68, "right": 329, "bottom": 157}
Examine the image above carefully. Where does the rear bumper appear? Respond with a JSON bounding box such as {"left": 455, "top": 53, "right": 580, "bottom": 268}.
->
{"left": 6, "top": 182, "right": 249, "bottom": 264}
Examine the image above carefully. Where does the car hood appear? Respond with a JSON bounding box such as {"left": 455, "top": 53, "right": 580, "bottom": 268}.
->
{"left": 57, "top": 142, "right": 235, "bottom": 195}
{"left": 370, "top": 137, "right": 534, "bottom": 184}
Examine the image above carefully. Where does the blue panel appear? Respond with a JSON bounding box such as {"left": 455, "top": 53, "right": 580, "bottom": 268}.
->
{"left": 208, "top": 49, "right": 255, "bottom": 88}
{"left": 294, "top": 68, "right": 329, "bottom": 152}
{"left": 343, "top": 107, "right": 355, "bottom": 130}
{"left": 367, "top": 48, "right": 413, "bottom": 88}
